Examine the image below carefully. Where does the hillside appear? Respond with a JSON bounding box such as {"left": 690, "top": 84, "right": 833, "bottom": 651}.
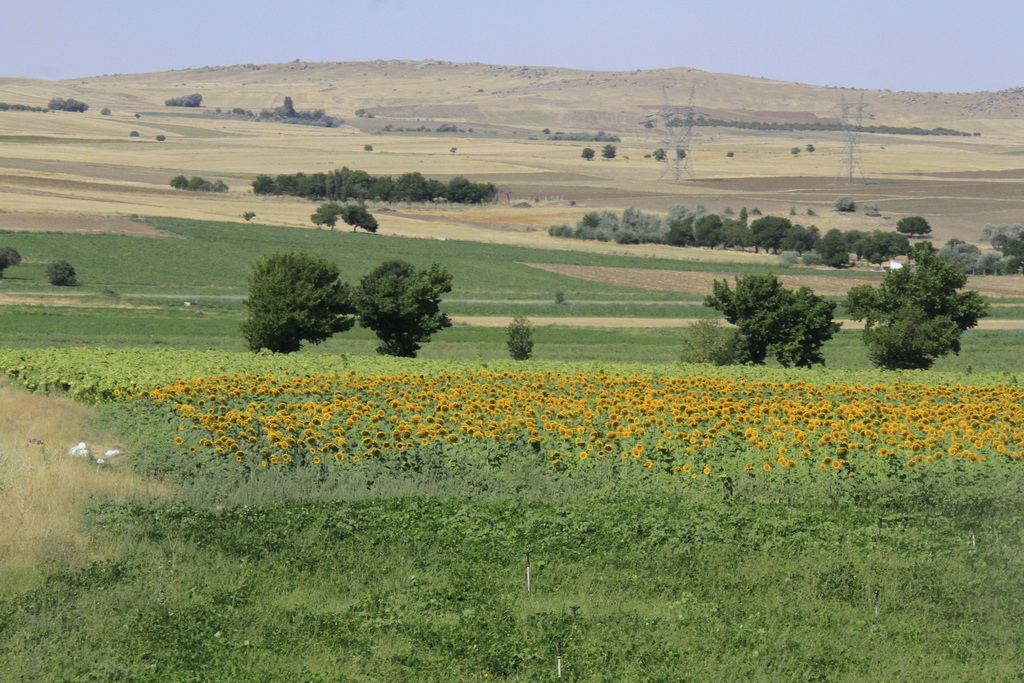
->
{"left": 2, "top": 59, "right": 1024, "bottom": 256}
{"left": 7, "top": 60, "right": 1024, "bottom": 132}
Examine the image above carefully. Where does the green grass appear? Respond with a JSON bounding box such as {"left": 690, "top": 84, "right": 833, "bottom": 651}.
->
{"left": 2, "top": 485, "right": 1021, "bottom": 680}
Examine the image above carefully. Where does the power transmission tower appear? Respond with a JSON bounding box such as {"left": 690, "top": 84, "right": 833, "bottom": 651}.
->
{"left": 654, "top": 84, "right": 697, "bottom": 180}
{"left": 835, "top": 95, "right": 867, "bottom": 184}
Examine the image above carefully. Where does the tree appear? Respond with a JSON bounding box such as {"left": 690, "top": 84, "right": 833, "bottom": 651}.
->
{"left": 352, "top": 261, "right": 453, "bottom": 357}
{"left": 813, "top": 229, "right": 851, "bottom": 268}
{"left": 241, "top": 252, "right": 353, "bottom": 353}
{"left": 311, "top": 202, "right": 343, "bottom": 229}
{"left": 48, "top": 98, "right": 88, "bottom": 112}
{"left": 339, "top": 204, "right": 379, "bottom": 233}
{"left": 506, "top": 315, "right": 534, "bottom": 360}
{"left": 806, "top": 143, "right": 815, "bottom": 153}
{"left": 652, "top": 148, "right": 667, "bottom": 161}
{"left": 857, "top": 231, "right": 910, "bottom": 266}
{"left": 581, "top": 148, "right": 595, "bottom": 161}
{"left": 750, "top": 216, "right": 792, "bottom": 254}
{"left": 791, "top": 147, "right": 801, "bottom": 156}
{"left": 704, "top": 274, "right": 841, "bottom": 367}
{"left": 242, "top": 211, "right": 256, "bottom": 222}
{"left": 45, "top": 260, "right": 77, "bottom": 286}
{"left": 601, "top": 144, "right": 617, "bottom": 159}
{"left": 692, "top": 214, "right": 723, "bottom": 247}
{"left": 845, "top": 249, "right": 988, "bottom": 370}
{"left": 165, "top": 94, "right": 203, "bottom": 107}
{"left": 896, "top": 215, "right": 932, "bottom": 238}
{"left": 0, "top": 246, "right": 22, "bottom": 277}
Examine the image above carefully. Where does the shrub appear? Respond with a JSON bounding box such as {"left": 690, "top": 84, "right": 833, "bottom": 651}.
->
{"left": 46, "top": 260, "right": 77, "bottom": 286}
{"left": 0, "top": 246, "right": 22, "bottom": 277}
{"left": 155, "top": 135, "right": 166, "bottom": 142}
{"left": 363, "top": 144, "right": 373, "bottom": 152}
{"left": 834, "top": 196, "right": 856, "bottom": 212}
{"left": 100, "top": 108, "right": 111, "bottom": 116}
{"left": 679, "top": 319, "right": 742, "bottom": 366}
{"left": 864, "top": 203, "right": 881, "bottom": 217}
{"left": 129, "top": 131, "right": 140, "bottom": 137}
{"left": 777, "top": 251, "right": 800, "bottom": 267}
{"left": 242, "top": 212, "right": 256, "bottom": 222}
{"left": 506, "top": 315, "right": 534, "bottom": 360}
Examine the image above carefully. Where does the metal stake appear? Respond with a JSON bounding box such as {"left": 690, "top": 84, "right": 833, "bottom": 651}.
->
{"left": 524, "top": 551, "right": 531, "bottom": 592}
{"left": 873, "top": 589, "right": 880, "bottom": 616}
{"left": 556, "top": 637, "right": 563, "bottom": 678}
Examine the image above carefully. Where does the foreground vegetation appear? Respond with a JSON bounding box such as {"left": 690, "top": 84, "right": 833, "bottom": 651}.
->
{"left": 1, "top": 349, "right": 1023, "bottom": 678}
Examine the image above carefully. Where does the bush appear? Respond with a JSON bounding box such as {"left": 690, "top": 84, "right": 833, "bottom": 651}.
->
{"left": 679, "top": 318, "right": 742, "bottom": 366}
{"left": 506, "top": 315, "right": 534, "bottom": 360}
{"left": 0, "top": 246, "right": 22, "bottom": 277}
{"left": 777, "top": 251, "right": 800, "bottom": 267}
{"left": 864, "top": 203, "right": 881, "bottom": 217}
{"left": 129, "top": 131, "right": 140, "bottom": 137}
{"left": 802, "top": 251, "right": 824, "bottom": 266}
{"left": 155, "top": 135, "right": 166, "bottom": 142}
{"left": 45, "top": 260, "right": 77, "bottom": 287}
{"left": 100, "top": 108, "right": 111, "bottom": 116}
{"left": 834, "top": 196, "right": 856, "bottom": 212}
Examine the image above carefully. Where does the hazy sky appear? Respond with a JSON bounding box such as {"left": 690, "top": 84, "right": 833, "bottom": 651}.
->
{"left": 3, "top": 1, "right": 1022, "bottom": 93}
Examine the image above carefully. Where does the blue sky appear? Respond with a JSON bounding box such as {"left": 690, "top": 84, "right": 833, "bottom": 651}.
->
{"left": 3, "top": 1, "right": 1022, "bottom": 93}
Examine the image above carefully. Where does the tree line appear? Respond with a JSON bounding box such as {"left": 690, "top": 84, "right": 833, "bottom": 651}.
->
{"left": 0, "top": 102, "right": 48, "bottom": 112}
{"left": 252, "top": 168, "right": 497, "bottom": 204}
{"left": 47, "top": 98, "right": 88, "bottom": 112}
{"left": 686, "top": 116, "right": 976, "bottom": 137}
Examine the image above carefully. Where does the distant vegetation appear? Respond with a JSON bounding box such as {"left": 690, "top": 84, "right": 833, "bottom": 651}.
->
{"left": 253, "top": 168, "right": 497, "bottom": 204}
{"left": 547, "top": 130, "right": 620, "bottom": 142}
{"left": 691, "top": 116, "right": 977, "bottom": 136}
{"left": 205, "top": 96, "right": 343, "bottom": 128}
{"left": 170, "top": 175, "right": 228, "bottom": 193}
{"left": 47, "top": 98, "right": 88, "bottom": 113}
{"left": 0, "top": 102, "right": 47, "bottom": 113}
{"left": 164, "top": 93, "right": 203, "bottom": 107}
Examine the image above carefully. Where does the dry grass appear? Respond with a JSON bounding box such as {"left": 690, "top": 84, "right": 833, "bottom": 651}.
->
{"left": 0, "top": 382, "right": 165, "bottom": 593}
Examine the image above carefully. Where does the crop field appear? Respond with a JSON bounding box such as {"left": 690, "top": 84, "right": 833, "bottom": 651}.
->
{"left": 1, "top": 348, "right": 1024, "bottom": 679}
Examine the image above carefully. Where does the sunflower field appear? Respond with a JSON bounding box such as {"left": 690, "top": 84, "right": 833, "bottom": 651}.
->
{"left": 2, "top": 347, "right": 1024, "bottom": 679}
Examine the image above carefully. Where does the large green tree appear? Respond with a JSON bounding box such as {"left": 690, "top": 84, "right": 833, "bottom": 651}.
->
{"left": 241, "top": 252, "right": 353, "bottom": 353}
{"left": 749, "top": 216, "right": 792, "bottom": 254}
{"left": 704, "top": 274, "right": 841, "bottom": 367}
{"left": 339, "top": 204, "right": 379, "bottom": 233}
{"left": 352, "top": 260, "right": 453, "bottom": 357}
{"left": 896, "top": 215, "right": 932, "bottom": 238}
{"left": 845, "top": 248, "right": 988, "bottom": 369}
